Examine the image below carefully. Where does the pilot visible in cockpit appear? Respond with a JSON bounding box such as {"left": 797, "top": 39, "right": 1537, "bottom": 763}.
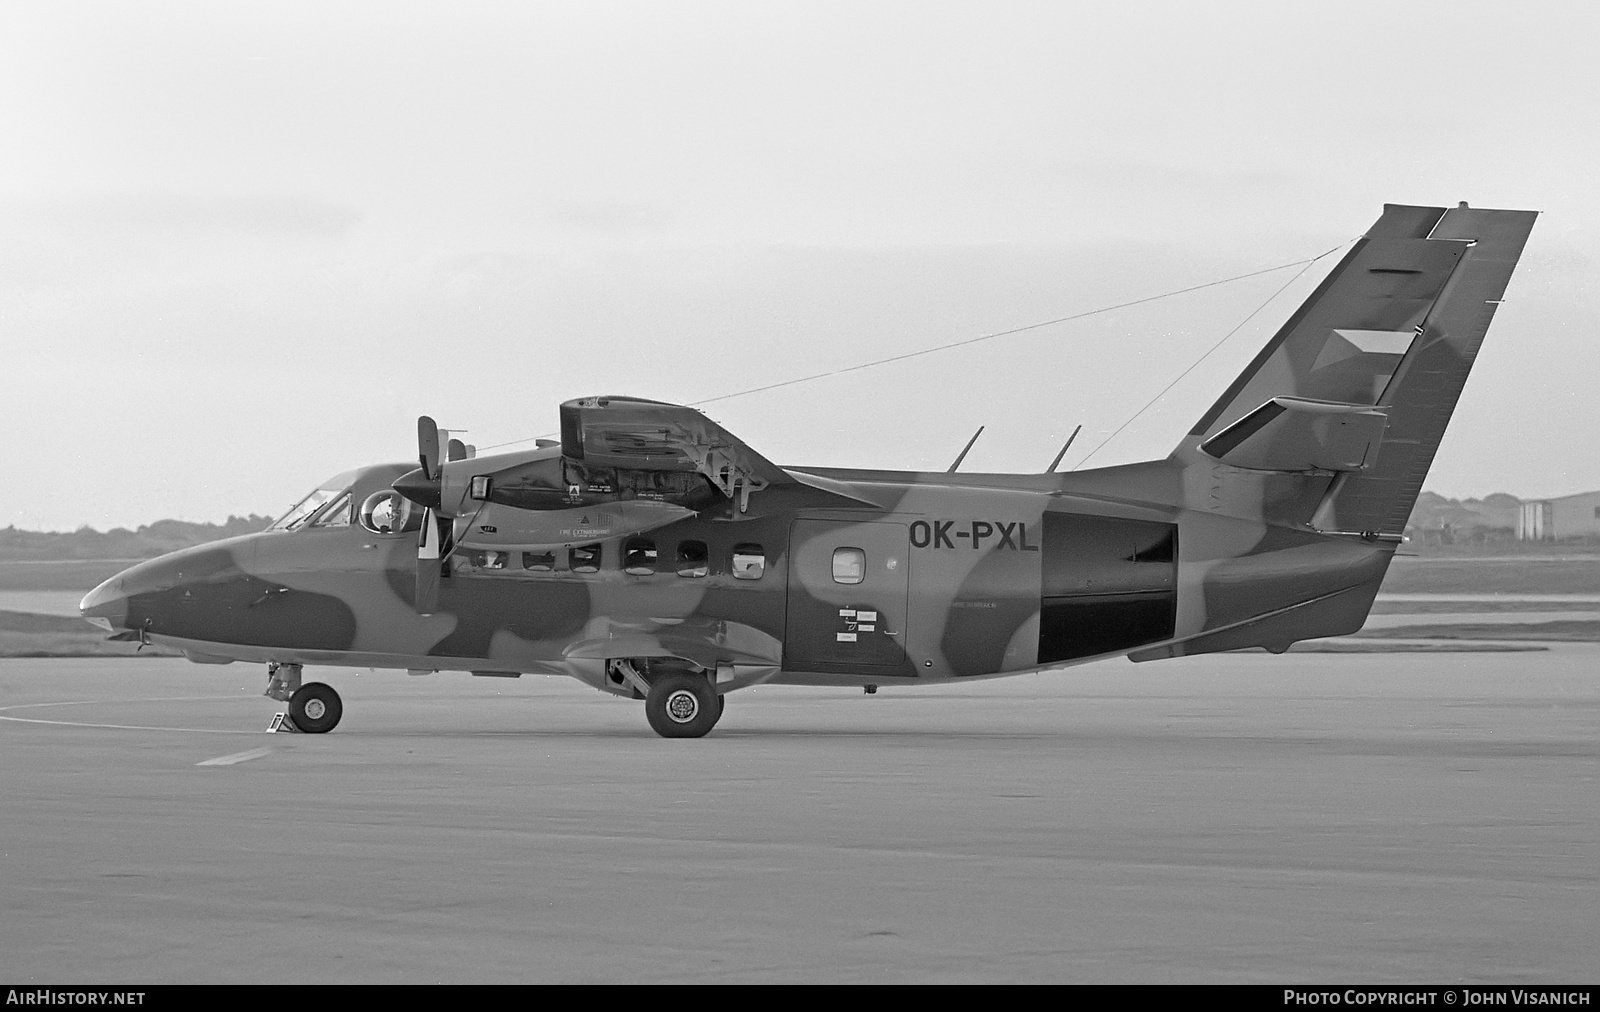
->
{"left": 369, "top": 495, "right": 402, "bottom": 533}
{"left": 358, "top": 489, "right": 418, "bottom": 536}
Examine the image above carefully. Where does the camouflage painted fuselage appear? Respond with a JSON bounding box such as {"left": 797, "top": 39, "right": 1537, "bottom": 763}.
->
{"left": 79, "top": 452, "right": 1390, "bottom": 695}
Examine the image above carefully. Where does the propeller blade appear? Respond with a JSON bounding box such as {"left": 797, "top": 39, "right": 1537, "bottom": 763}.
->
{"left": 418, "top": 416, "right": 441, "bottom": 480}
{"left": 415, "top": 507, "right": 441, "bottom": 613}
{"left": 446, "top": 437, "right": 467, "bottom": 462}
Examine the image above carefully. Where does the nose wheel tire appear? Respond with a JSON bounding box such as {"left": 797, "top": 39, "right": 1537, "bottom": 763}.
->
{"left": 645, "top": 673, "right": 722, "bottom": 739}
{"left": 289, "top": 682, "right": 343, "bottom": 734}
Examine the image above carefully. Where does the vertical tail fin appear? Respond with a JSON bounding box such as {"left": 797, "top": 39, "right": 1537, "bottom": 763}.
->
{"left": 1180, "top": 202, "right": 1537, "bottom": 533}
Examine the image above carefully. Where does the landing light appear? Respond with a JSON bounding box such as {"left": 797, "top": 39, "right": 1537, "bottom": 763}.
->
{"left": 471, "top": 475, "right": 492, "bottom": 500}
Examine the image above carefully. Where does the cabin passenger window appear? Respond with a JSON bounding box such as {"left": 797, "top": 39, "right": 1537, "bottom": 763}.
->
{"left": 676, "top": 540, "right": 709, "bottom": 578}
{"left": 832, "top": 547, "right": 865, "bottom": 584}
{"left": 624, "top": 538, "right": 657, "bottom": 576}
{"left": 522, "top": 551, "right": 555, "bottom": 572}
{"left": 570, "top": 544, "right": 602, "bottom": 574}
{"left": 731, "top": 543, "right": 765, "bottom": 580}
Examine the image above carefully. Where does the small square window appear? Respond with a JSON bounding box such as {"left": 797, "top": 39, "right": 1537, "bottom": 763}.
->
{"left": 570, "top": 544, "right": 602, "bottom": 574}
{"left": 676, "top": 540, "right": 709, "bottom": 578}
{"left": 832, "top": 547, "right": 865, "bottom": 584}
{"left": 731, "top": 543, "right": 765, "bottom": 580}
{"left": 624, "top": 538, "right": 657, "bottom": 576}
{"left": 522, "top": 551, "right": 555, "bottom": 572}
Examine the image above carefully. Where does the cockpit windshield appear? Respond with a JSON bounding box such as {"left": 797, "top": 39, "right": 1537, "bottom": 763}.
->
{"left": 269, "top": 488, "right": 346, "bottom": 532}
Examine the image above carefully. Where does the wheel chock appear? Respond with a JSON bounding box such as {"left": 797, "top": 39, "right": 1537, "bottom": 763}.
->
{"left": 266, "top": 712, "right": 302, "bottom": 733}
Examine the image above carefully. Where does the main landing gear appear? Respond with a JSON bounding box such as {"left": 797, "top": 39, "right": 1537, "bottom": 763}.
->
{"left": 642, "top": 670, "right": 725, "bottom": 739}
{"left": 609, "top": 659, "right": 727, "bottom": 738}
{"left": 264, "top": 662, "right": 344, "bottom": 734}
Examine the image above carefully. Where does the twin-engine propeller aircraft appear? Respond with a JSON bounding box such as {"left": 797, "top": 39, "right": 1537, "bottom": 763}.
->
{"left": 80, "top": 202, "right": 1536, "bottom": 737}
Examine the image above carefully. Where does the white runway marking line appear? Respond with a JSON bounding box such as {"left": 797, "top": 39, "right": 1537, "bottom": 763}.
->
{"left": 197, "top": 747, "right": 273, "bottom": 767}
{"left": 0, "top": 695, "right": 272, "bottom": 735}
{"left": 0, "top": 695, "right": 246, "bottom": 713}
{"left": 0, "top": 715, "right": 261, "bottom": 734}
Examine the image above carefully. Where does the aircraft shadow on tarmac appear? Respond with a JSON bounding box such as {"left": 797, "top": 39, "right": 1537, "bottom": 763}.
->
{"left": 11, "top": 705, "right": 1593, "bottom": 759}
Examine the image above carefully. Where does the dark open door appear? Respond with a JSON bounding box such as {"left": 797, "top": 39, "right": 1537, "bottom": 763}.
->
{"left": 783, "top": 520, "right": 914, "bottom": 676}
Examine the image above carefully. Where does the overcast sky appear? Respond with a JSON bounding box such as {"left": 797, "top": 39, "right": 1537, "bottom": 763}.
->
{"left": 3, "top": 1, "right": 1596, "bottom": 530}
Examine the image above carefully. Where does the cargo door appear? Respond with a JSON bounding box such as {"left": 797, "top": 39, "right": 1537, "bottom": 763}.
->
{"left": 783, "top": 520, "right": 913, "bottom": 676}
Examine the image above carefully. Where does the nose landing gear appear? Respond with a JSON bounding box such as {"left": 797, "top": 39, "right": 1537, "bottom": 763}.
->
{"left": 264, "top": 662, "right": 344, "bottom": 734}
{"left": 289, "top": 682, "right": 343, "bottom": 733}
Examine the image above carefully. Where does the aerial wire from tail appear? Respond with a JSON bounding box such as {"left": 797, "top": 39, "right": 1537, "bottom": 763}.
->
{"left": 1070, "top": 238, "right": 1353, "bottom": 470}
{"left": 691, "top": 251, "right": 1351, "bottom": 408}
{"left": 474, "top": 243, "right": 1354, "bottom": 454}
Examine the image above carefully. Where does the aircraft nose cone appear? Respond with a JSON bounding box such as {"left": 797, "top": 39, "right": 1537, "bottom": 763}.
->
{"left": 393, "top": 467, "right": 442, "bottom": 510}
{"left": 79, "top": 575, "right": 128, "bottom": 630}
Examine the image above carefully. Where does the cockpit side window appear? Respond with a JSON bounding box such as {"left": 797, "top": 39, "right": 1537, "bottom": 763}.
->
{"left": 270, "top": 489, "right": 340, "bottom": 532}
{"left": 311, "top": 492, "right": 352, "bottom": 528}
{"left": 358, "top": 490, "right": 421, "bottom": 535}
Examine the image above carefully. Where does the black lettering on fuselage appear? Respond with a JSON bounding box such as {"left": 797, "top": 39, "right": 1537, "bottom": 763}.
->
{"left": 911, "top": 520, "right": 1040, "bottom": 551}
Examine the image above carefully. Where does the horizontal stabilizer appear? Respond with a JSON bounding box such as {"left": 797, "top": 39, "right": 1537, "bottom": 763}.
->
{"left": 1200, "top": 397, "right": 1388, "bottom": 472}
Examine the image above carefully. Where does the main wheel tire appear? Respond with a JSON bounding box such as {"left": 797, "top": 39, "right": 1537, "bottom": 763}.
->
{"left": 289, "top": 681, "right": 343, "bottom": 734}
{"left": 645, "top": 673, "right": 720, "bottom": 738}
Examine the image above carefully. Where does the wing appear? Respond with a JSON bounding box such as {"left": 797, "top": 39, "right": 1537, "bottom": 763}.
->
{"left": 558, "top": 396, "right": 794, "bottom": 511}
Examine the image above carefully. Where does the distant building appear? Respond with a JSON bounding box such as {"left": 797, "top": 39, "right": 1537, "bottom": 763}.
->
{"left": 1518, "top": 491, "right": 1600, "bottom": 541}
{"left": 1404, "top": 491, "right": 1521, "bottom": 546}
